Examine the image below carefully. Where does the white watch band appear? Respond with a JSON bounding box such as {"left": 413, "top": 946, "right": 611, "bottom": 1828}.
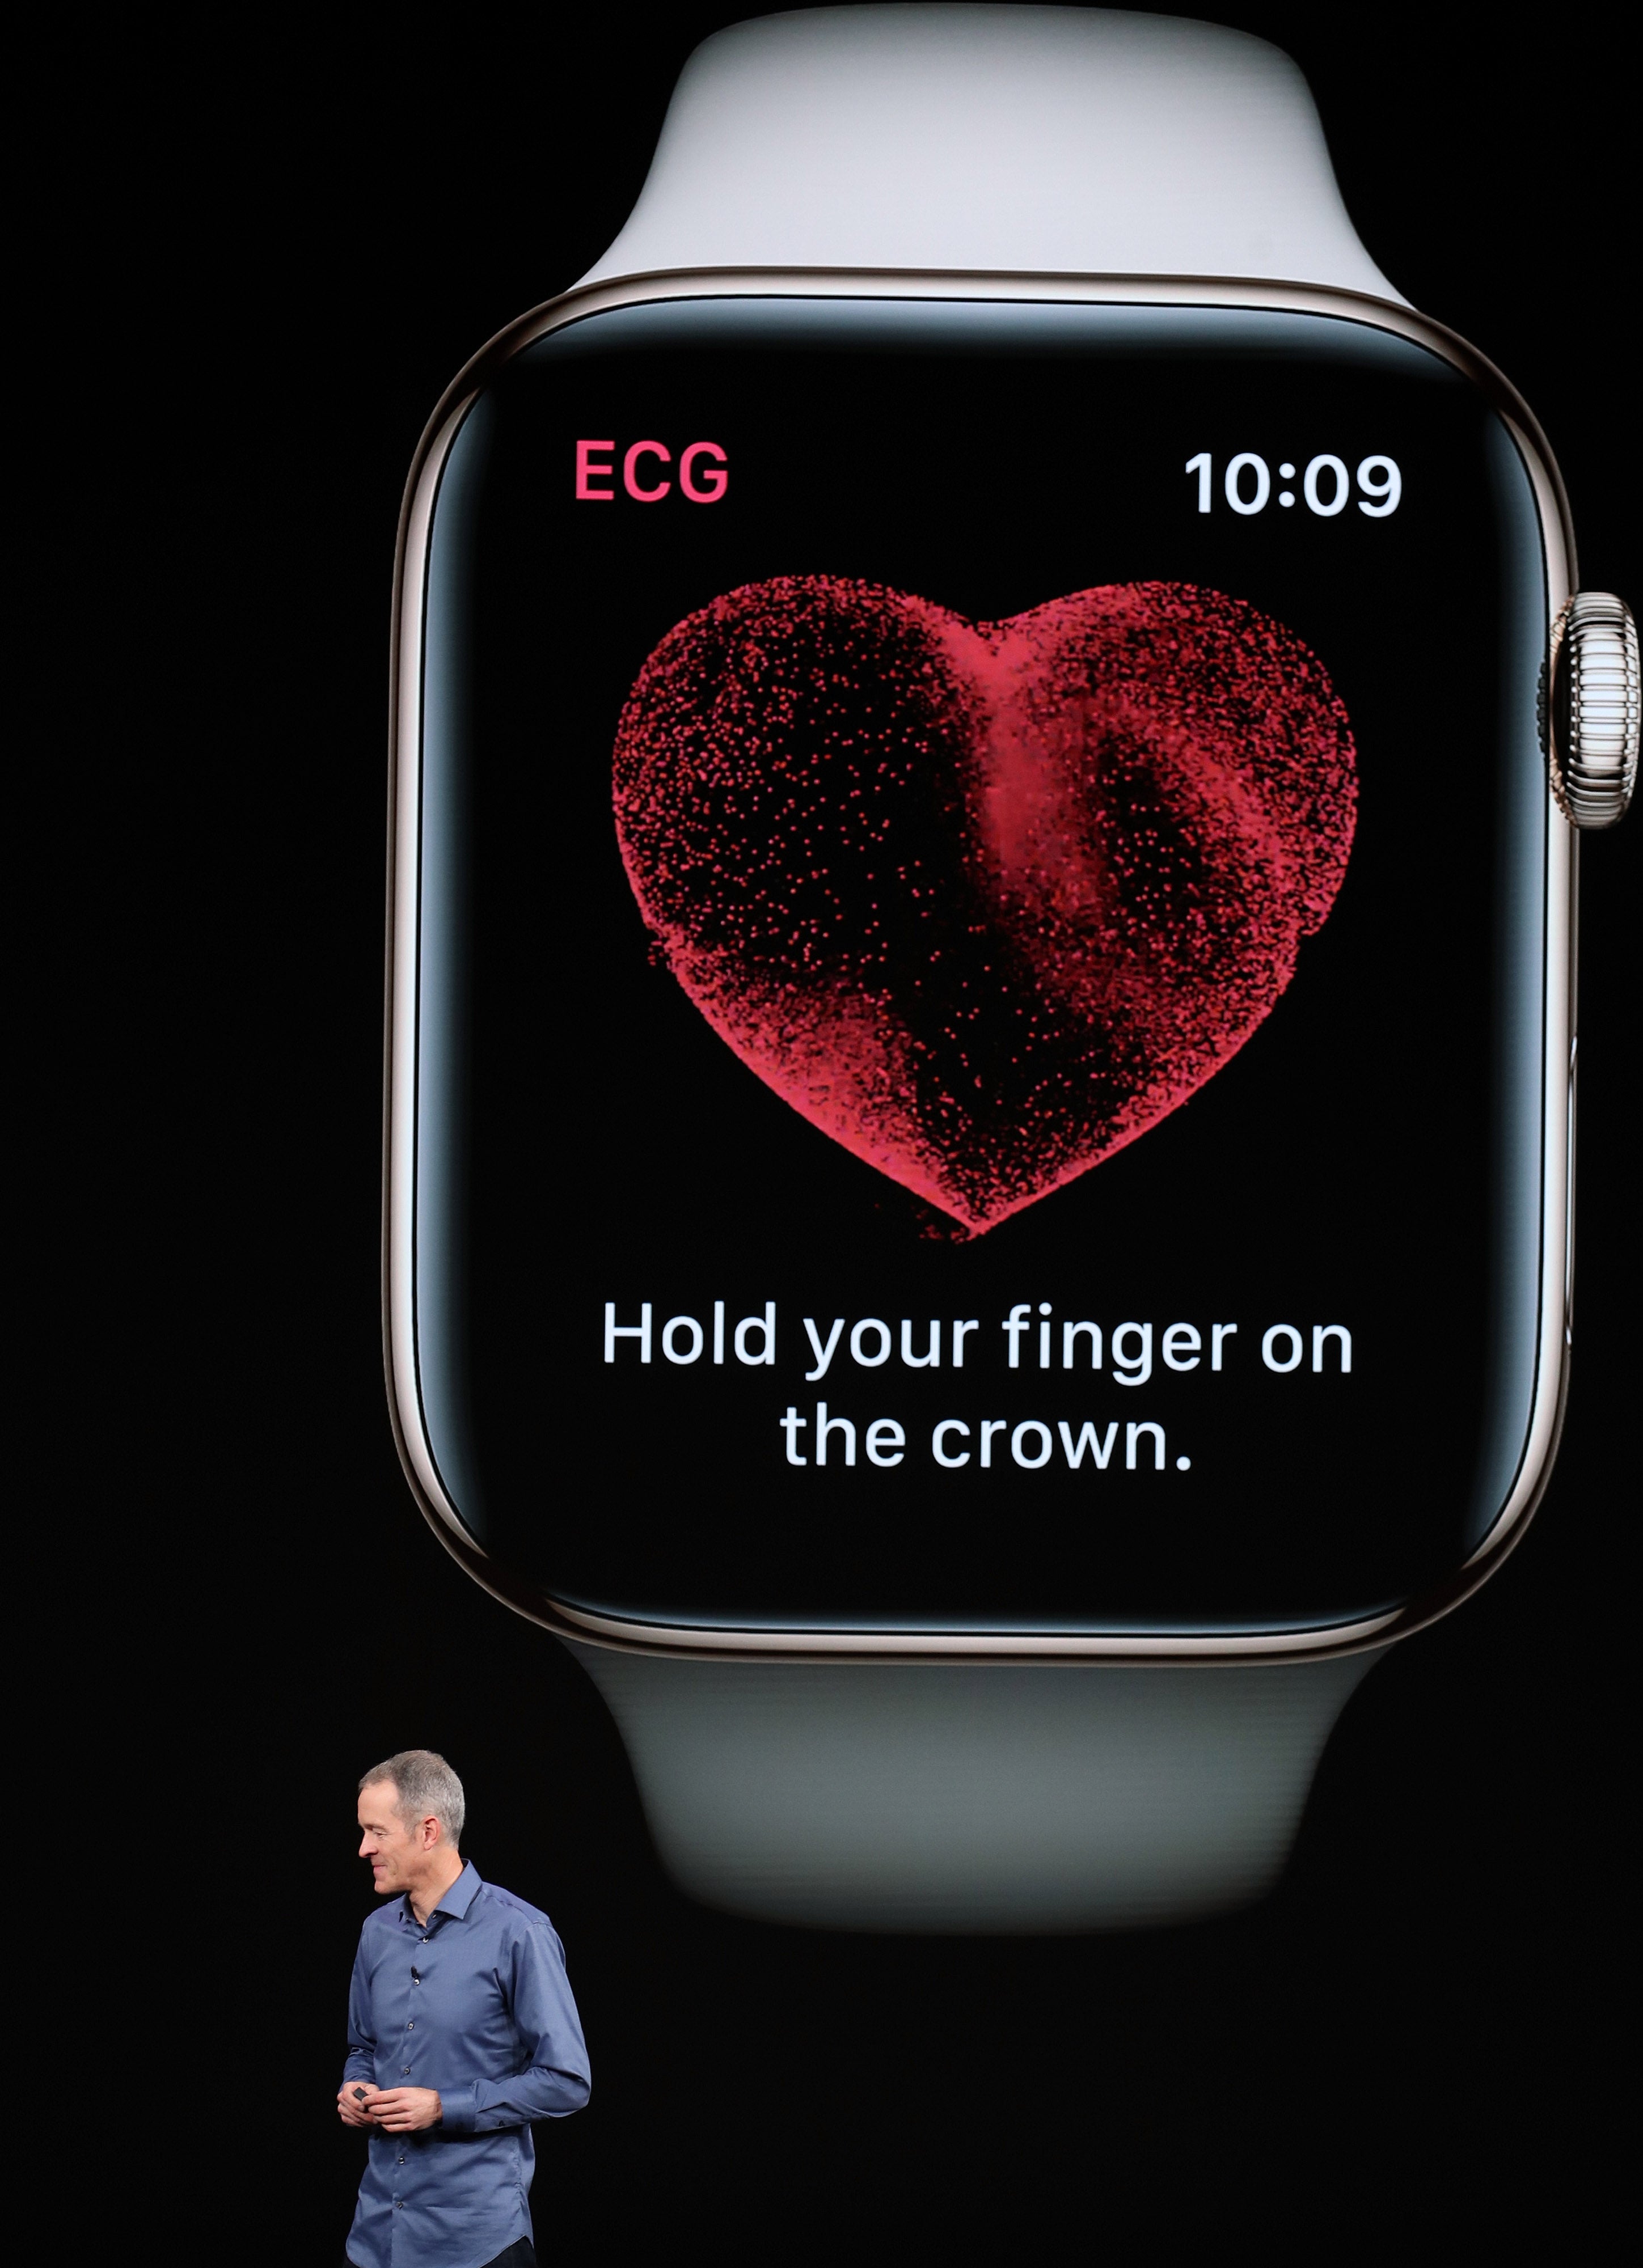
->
{"left": 567, "top": 6, "right": 1395, "bottom": 1931}
{"left": 578, "top": 4, "right": 1404, "bottom": 299}
{"left": 569, "top": 1646, "right": 1381, "bottom": 1931}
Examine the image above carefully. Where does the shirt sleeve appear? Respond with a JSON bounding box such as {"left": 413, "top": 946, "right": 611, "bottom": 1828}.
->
{"left": 341, "top": 1933, "right": 378, "bottom": 2089}
{"left": 437, "top": 1920, "right": 591, "bottom": 2132}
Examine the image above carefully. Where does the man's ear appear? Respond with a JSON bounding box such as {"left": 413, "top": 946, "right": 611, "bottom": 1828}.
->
{"left": 420, "top": 1814, "right": 442, "bottom": 1851}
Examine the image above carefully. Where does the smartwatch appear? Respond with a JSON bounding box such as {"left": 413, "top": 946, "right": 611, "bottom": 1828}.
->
{"left": 385, "top": 7, "right": 1638, "bottom": 1930}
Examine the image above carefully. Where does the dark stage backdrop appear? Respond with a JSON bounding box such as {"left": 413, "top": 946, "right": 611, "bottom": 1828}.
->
{"left": 106, "top": 3, "right": 1634, "bottom": 2246}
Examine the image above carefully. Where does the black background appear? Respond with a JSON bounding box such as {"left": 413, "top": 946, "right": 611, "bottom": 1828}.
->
{"left": 66, "top": 2, "right": 1634, "bottom": 2248}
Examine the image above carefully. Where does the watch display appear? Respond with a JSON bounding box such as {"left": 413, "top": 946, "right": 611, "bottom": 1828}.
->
{"left": 407, "top": 292, "right": 1551, "bottom": 1635}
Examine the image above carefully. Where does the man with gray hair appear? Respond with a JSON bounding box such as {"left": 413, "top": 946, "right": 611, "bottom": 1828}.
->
{"left": 337, "top": 1749, "right": 590, "bottom": 2267}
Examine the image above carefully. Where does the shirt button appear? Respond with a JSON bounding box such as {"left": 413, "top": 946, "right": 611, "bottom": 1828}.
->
{"left": 407, "top": 2021, "right": 414, "bottom": 2029}
{"left": 402, "top": 2066, "right": 411, "bottom": 2076}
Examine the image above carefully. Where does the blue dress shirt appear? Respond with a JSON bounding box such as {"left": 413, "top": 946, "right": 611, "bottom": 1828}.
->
{"left": 343, "top": 1861, "right": 590, "bottom": 2268}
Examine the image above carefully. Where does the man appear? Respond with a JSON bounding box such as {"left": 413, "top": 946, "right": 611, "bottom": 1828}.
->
{"left": 337, "top": 1750, "right": 590, "bottom": 2267}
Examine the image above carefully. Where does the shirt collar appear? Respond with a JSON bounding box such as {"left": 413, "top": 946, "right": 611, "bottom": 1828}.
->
{"left": 402, "top": 1859, "right": 483, "bottom": 1930}
{"left": 435, "top": 1859, "right": 483, "bottom": 1920}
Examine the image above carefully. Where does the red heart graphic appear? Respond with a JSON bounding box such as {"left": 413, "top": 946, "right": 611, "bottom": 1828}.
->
{"left": 613, "top": 577, "right": 1355, "bottom": 1234}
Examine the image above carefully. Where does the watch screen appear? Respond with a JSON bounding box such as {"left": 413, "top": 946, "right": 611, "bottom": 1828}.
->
{"left": 410, "top": 295, "right": 1550, "bottom": 1633}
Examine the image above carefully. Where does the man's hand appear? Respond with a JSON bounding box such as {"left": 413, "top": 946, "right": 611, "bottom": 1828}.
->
{"left": 368, "top": 2087, "right": 443, "bottom": 2132}
{"left": 337, "top": 2081, "right": 381, "bottom": 2129}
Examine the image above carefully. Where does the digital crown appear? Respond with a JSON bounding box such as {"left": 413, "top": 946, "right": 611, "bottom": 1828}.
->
{"left": 1545, "top": 591, "right": 1640, "bottom": 828}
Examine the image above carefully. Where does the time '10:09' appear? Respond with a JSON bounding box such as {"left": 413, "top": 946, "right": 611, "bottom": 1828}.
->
{"left": 1185, "top": 452, "right": 1401, "bottom": 517}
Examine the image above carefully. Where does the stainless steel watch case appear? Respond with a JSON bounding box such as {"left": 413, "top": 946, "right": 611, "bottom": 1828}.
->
{"left": 383, "top": 266, "right": 1579, "bottom": 1669}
